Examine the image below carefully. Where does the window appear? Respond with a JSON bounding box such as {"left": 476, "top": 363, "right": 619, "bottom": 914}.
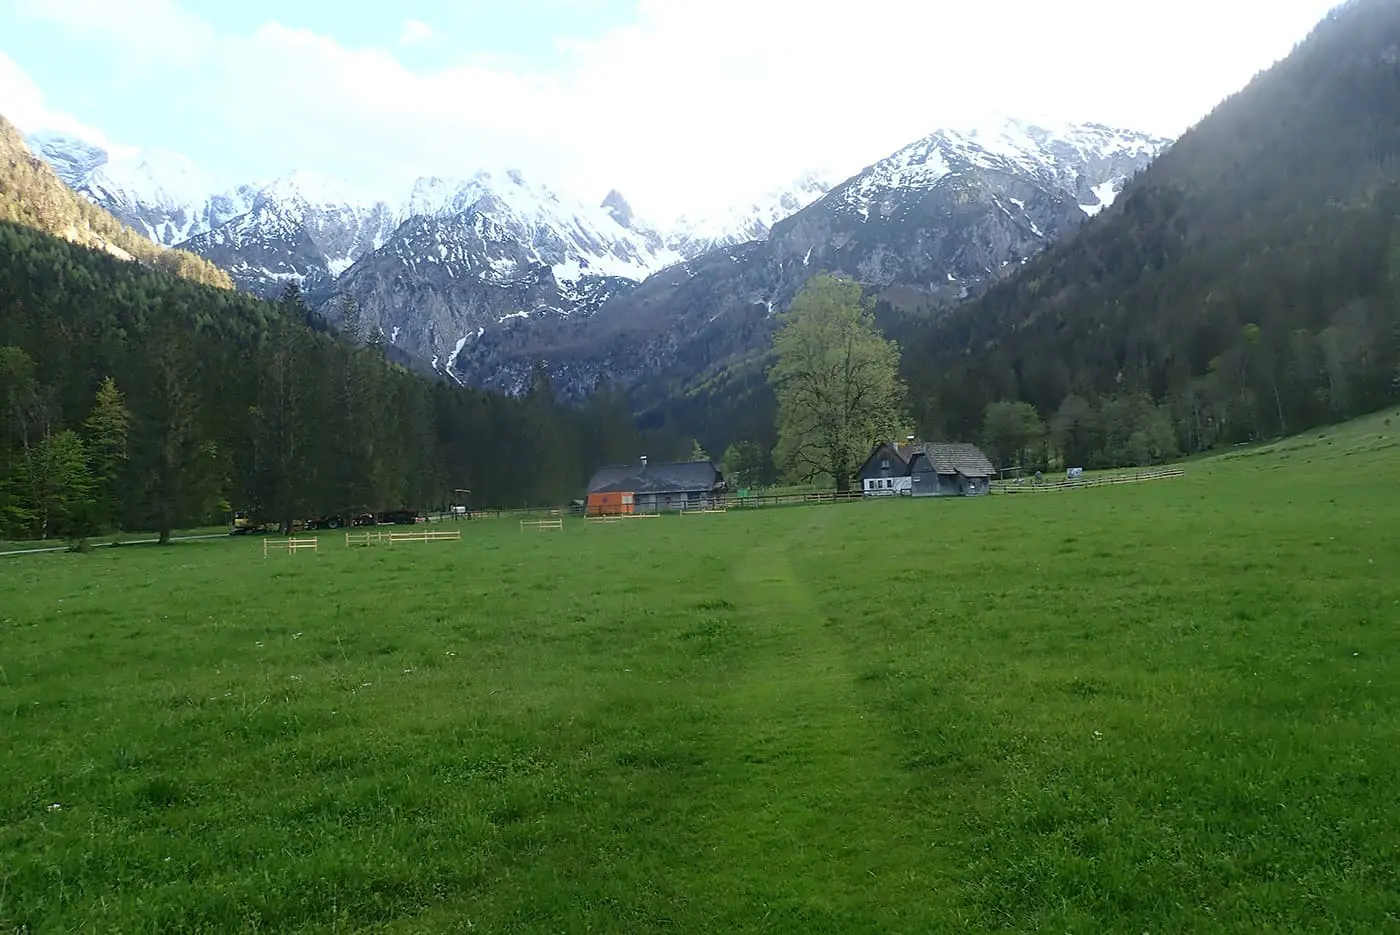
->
{"left": 622, "top": 494, "right": 633, "bottom": 505}
{"left": 881, "top": 459, "right": 890, "bottom": 471}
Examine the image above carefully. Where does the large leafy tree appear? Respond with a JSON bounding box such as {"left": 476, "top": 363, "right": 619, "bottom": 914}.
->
{"left": 769, "top": 275, "right": 907, "bottom": 492}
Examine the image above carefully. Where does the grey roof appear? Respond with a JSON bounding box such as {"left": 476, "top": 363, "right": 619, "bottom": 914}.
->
{"left": 588, "top": 460, "right": 723, "bottom": 495}
{"left": 855, "top": 442, "right": 911, "bottom": 478}
{"left": 911, "top": 443, "right": 996, "bottom": 478}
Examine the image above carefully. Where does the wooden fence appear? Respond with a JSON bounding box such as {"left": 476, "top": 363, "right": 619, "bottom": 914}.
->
{"left": 995, "top": 468, "right": 1186, "bottom": 493}
{"left": 520, "top": 519, "right": 564, "bottom": 532}
{"left": 387, "top": 529, "right": 462, "bottom": 543}
{"left": 264, "top": 537, "right": 318, "bottom": 556}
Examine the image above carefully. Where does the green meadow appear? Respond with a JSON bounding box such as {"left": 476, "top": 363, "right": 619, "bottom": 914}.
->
{"left": 3, "top": 411, "right": 1399, "bottom": 933}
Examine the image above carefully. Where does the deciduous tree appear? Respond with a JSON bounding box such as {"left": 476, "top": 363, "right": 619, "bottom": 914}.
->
{"left": 769, "top": 275, "right": 907, "bottom": 493}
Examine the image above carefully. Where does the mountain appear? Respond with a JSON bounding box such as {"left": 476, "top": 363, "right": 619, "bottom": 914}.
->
{"left": 326, "top": 170, "right": 681, "bottom": 366}
{"left": 23, "top": 132, "right": 255, "bottom": 245}
{"left": 445, "top": 118, "right": 1170, "bottom": 406}
{"left": 0, "top": 117, "right": 231, "bottom": 288}
{"left": 180, "top": 172, "right": 398, "bottom": 296}
{"left": 897, "top": 0, "right": 1400, "bottom": 462}
{"left": 665, "top": 172, "right": 834, "bottom": 257}
{"left": 19, "top": 111, "right": 1169, "bottom": 431}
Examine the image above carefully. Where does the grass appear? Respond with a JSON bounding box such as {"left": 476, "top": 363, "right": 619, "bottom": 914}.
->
{"left": 2, "top": 410, "right": 1399, "bottom": 932}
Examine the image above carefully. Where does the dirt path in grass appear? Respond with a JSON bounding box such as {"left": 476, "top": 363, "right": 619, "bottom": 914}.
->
{"left": 681, "top": 511, "right": 960, "bottom": 928}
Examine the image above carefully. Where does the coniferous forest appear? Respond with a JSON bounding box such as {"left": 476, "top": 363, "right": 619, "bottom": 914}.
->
{"left": 0, "top": 220, "right": 659, "bottom": 541}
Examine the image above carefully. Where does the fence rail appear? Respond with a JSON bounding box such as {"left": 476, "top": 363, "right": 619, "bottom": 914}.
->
{"left": 387, "top": 530, "right": 462, "bottom": 543}
{"left": 995, "top": 468, "right": 1186, "bottom": 493}
{"left": 264, "top": 537, "right": 318, "bottom": 556}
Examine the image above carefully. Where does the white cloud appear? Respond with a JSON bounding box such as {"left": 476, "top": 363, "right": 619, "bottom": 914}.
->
{"left": 7, "top": 0, "right": 1344, "bottom": 223}
{"left": 399, "top": 19, "right": 433, "bottom": 47}
{"left": 0, "top": 50, "right": 133, "bottom": 156}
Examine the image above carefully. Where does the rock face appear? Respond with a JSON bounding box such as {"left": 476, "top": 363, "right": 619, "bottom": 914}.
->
{"left": 448, "top": 119, "right": 1171, "bottom": 405}
{"left": 328, "top": 171, "right": 680, "bottom": 368}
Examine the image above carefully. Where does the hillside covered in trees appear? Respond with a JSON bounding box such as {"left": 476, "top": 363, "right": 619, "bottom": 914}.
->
{"left": 0, "top": 217, "right": 669, "bottom": 541}
{"left": 0, "top": 117, "right": 233, "bottom": 290}
{"left": 895, "top": 0, "right": 1400, "bottom": 466}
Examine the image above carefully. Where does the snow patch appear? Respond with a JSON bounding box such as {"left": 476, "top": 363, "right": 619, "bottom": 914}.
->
{"left": 448, "top": 333, "right": 470, "bottom": 371}
{"left": 1079, "top": 178, "right": 1123, "bottom": 217}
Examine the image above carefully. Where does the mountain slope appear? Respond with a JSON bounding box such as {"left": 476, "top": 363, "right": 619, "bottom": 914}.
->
{"left": 448, "top": 119, "right": 1169, "bottom": 405}
{"left": 179, "top": 173, "right": 398, "bottom": 296}
{"left": 0, "top": 117, "right": 232, "bottom": 289}
{"left": 24, "top": 132, "right": 256, "bottom": 245}
{"left": 328, "top": 172, "right": 680, "bottom": 366}
{"left": 900, "top": 0, "right": 1400, "bottom": 455}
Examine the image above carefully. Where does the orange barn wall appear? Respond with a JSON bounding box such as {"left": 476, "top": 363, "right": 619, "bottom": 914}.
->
{"left": 587, "top": 492, "right": 634, "bottom": 515}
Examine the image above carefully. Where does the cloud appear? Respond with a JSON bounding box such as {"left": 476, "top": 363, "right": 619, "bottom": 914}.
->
{"left": 0, "top": 50, "right": 133, "bottom": 155}
{"left": 399, "top": 19, "right": 433, "bottom": 47}
{"left": 9, "top": 0, "right": 1343, "bottom": 223}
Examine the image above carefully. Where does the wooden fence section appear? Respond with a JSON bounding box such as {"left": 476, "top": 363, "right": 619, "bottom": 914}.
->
{"left": 997, "top": 468, "right": 1186, "bottom": 493}
{"left": 388, "top": 530, "right": 462, "bottom": 543}
{"left": 681, "top": 508, "right": 729, "bottom": 515}
{"left": 345, "top": 531, "right": 387, "bottom": 547}
{"left": 586, "top": 515, "right": 622, "bottom": 525}
{"left": 264, "top": 537, "right": 318, "bottom": 556}
{"left": 730, "top": 490, "right": 865, "bottom": 509}
{"left": 520, "top": 519, "right": 564, "bottom": 532}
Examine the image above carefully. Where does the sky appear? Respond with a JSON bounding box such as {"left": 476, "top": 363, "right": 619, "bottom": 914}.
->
{"left": 0, "top": 0, "right": 1344, "bottom": 224}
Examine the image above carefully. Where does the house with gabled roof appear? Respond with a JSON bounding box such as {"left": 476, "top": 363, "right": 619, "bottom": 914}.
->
{"left": 586, "top": 456, "right": 726, "bottom": 515}
{"left": 855, "top": 438, "right": 996, "bottom": 497}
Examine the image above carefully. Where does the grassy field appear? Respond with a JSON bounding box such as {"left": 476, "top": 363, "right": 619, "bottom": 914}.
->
{"left": 3, "top": 411, "right": 1399, "bottom": 933}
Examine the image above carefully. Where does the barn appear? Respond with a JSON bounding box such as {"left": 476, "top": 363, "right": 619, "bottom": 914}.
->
{"left": 586, "top": 457, "right": 726, "bottom": 515}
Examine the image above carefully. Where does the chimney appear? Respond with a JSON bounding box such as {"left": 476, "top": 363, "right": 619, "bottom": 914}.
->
{"left": 640, "top": 455, "right": 648, "bottom": 469}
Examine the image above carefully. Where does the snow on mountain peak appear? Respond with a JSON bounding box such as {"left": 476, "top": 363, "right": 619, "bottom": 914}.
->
{"left": 258, "top": 170, "right": 379, "bottom": 210}
{"left": 399, "top": 170, "right": 679, "bottom": 283}
{"left": 840, "top": 117, "right": 1170, "bottom": 221}
{"left": 666, "top": 171, "right": 835, "bottom": 256}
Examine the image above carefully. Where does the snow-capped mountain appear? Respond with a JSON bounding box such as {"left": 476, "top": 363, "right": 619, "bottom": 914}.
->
{"left": 330, "top": 173, "right": 681, "bottom": 368}
{"left": 401, "top": 171, "right": 679, "bottom": 282}
{"left": 447, "top": 118, "right": 1172, "bottom": 401}
{"left": 838, "top": 119, "right": 1164, "bottom": 230}
{"left": 179, "top": 172, "right": 398, "bottom": 295}
{"left": 24, "top": 133, "right": 253, "bottom": 245}
{"left": 22, "top": 114, "right": 1172, "bottom": 405}
{"left": 666, "top": 171, "right": 834, "bottom": 258}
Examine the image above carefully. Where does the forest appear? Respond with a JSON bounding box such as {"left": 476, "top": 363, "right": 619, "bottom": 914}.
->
{"left": 0, "top": 221, "right": 674, "bottom": 541}
{"left": 890, "top": 0, "right": 1400, "bottom": 467}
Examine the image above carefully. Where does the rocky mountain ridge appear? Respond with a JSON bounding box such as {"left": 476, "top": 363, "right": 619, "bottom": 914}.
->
{"left": 24, "top": 118, "right": 1170, "bottom": 402}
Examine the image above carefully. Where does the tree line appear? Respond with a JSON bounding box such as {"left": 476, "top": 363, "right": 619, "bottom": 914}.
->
{"left": 0, "top": 221, "right": 665, "bottom": 542}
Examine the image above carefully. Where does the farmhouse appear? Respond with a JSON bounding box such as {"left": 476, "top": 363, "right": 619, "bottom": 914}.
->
{"left": 855, "top": 439, "right": 996, "bottom": 497}
{"left": 586, "top": 457, "right": 726, "bottom": 515}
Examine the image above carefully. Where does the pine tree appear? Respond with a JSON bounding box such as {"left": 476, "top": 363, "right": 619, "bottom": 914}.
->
{"left": 82, "top": 377, "right": 131, "bottom": 532}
